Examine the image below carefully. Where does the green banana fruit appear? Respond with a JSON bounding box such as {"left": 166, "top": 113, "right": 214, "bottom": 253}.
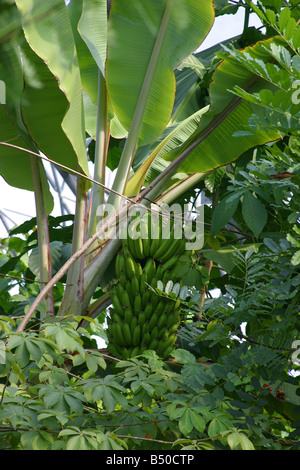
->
{"left": 149, "top": 211, "right": 162, "bottom": 237}
{"left": 161, "top": 255, "right": 179, "bottom": 273}
{"left": 126, "top": 232, "right": 138, "bottom": 259}
{"left": 124, "top": 307, "right": 133, "bottom": 326}
{"left": 127, "top": 216, "right": 147, "bottom": 260}
{"left": 132, "top": 324, "right": 141, "bottom": 347}
{"left": 115, "top": 251, "right": 127, "bottom": 278}
{"left": 150, "top": 326, "right": 158, "bottom": 341}
{"left": 127, "top": 233, "right": 140, "bottom": 259}
{"left": 157, "top": 326, "right": 168, "bottom": 340}
{"left": 150, "top": 276, "right": 159, "bottom": 290}
{"left": 131, "top": 346, "right": 141, "bottom": 357}
{"left": 138, "top": 311, "right": 146, "bottom": 325}
{"left": 134, "top": 236, "right": 145, "bottom": 260}
{"left": 121, "top": 347, "right": 131, "bottom": 360}
{"left": 166, "top": 310, "right": 180, "bottom": 329}
{"left": 123, "top": 246, "right": 143, "bottom": 277}
{"left": 149, "top": 237, "right": 161, "bottom": 257}
{"left": 143, "top": 304, "right": 153, "bottom": 321}
{"left": 124, "top": 252, "right": 137, "bottom": 280}
{"left": 130, "top": 316, "right": 138, "bottom": 334}
{"left": 115, "top": 252, "right": 121, "bottom": 278}
{"left": 115, "top": 283, "right": 125, "bottom": 302}
{"left": 119, "top": 250, "right": 127, "bottom": 270}
{"left": 142, "top": 236, "right": 151, "bottom": 258}
{"left": 142, "top": 331, "right": 151, "bottom": 347}
{"left": 148, "top": 338, "right": 159, "bottom": 350}
{"left": 159, "top": 237, "right": 184, "bottom": 263}
{"left": 162, "top": 271, "right": 172, "bottom": 285}
{"left": 141, "top": 289, "right": 151, "bottom": 306}
{"left": 119, "top": 272, "right": 127, "bottom": 289}
{"left": 148, "top": 312, "right": 158, "bottom": 330}
{"left": 161, "top": 301, "right": 173, "bottom": 317}
{"left": 157, "top": 312, "right": 167, "bottom": 330}
{"left": 111, "top": 310, "right": 124, "bottom": 326}
{"left": 158, "top": 334, "right": 177, "bottom": 355}
{"left": 110, "top": 340, "right": 124, "bottom": 357}
{"left": 150, "top": 292, "right": 161, "bottom": 310}
{"left": 145, "top": 257, "right": 156, "bottom": 277}
{"left": 139, "top": 271, "right": 148, "bottom": 293}
{"left": 155, "top": 263, "right": 164, "bottom": 280}
{"left": 111, "top": 292, "right": 125, "bottom": 318}
{"left": 108, "top": 343, "right": 120, "bottom": 358}
{"left": 134, "top": 294, "right": 142, "bottom": 314}
{"left": 168, "top": 322, "right": 180, "bottom": 335}
{"left": 123, "top": 323, "right": 133, "bottom": 345}
{"left": 162, "top": 344, "right": 175, "bottom": 359}
{"left": 152, "top": 236, "right": 173, "bottom": 261}
{"left": 130, "top": 276, "right": 140, "bottom": 297}
{"left": 121, "top": 288, "right": 133, "bottom": 312}
{"left": 152, "top": 301, "right": 165, "bottom": 317}
{"left": 112, "top": 322, "right": 126, "bottom": 347}
{"left": 141, "top": 320, "right": 149, "bottom": 339}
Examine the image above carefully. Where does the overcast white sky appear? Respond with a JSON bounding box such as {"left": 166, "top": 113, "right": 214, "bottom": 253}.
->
{"left": 0, "top": 8, "right": 262, "bottom": 238}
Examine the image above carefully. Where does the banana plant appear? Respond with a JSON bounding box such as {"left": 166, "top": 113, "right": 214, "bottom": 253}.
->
{"left": 0, "top": 0, "right": 287, "bottom": 329}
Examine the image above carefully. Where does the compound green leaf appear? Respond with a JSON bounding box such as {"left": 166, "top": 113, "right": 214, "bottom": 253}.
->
{"left": 211, "top": 193, "right": 240, "bottom": 235}
{"left": 242, "top": 191, "right": 268, "bottom": 238}
{"left": 164, "top": 38, "right": 282, "bottom": 174}
{"left": 179, "top": 409, "right": 193, "bottom": 435}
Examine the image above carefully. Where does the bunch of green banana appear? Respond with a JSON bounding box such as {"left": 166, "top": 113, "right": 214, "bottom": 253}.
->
{"left": 107, "top": 211, "right": 189, "bottom": 360}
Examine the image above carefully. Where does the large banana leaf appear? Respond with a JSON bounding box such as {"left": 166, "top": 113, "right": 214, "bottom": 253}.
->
{"left": 0, "top": 32, "right": 32, "bottom": 190}
{"left": 163, "top": 38, "right": 282, "bottom": 174}
{"left": 73, "top": 0, "right": 127, "bottom": 140}
{"left": 0, "top": 109, "right": 53, "bottom": 216}
{"left": 20, "top": 41, "right": 86, "bottom": 178}
{"left": 0, "top": 11, "right": 53, "bottom": 213}
{"left": 124, "top": 38, "right": 234, "bottom": 196}
{"left": 106, "top": 0, "right": 215, "bottom": 147}
{"left": 125, "top": 106, "right": 209, "bottom": 196}
{"left": 15, "top": 0, "right": 89, "bottom": 176}
{"left": 67, "top": 0, "right": 100, "bottom": 106}
{"left": 77, "top": 0, "right": 107, "bottom": 78}
{"left": 125, "top": 38, "right": 282, "bottom": 199}
{"left": 170, "top": 36, "right": 241, "bottom": 125}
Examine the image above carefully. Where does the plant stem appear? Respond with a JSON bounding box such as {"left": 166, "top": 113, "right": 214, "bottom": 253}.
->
{"left": 243, "top": 3, "right": 250, "bottom": 34}
{"left": 30, "top": 155, "right": 54, "bottom": 318}
{"left": 87, "top": 70, "right": 108, "bottom": 240}
{"left": 156, "top": 173, "right": 207, "bottom": 206}
{"left": 79, "top": 292, "right": 111, "bottom": 328}
{"left": 59, "top": 172, "right": 88, "bottom": 317}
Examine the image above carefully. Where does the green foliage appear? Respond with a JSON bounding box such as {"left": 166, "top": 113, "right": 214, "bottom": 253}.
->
{"left": 1, "top": 194, "right": 300, "bottom": 449}
{"left": 223, "top": 2, "right": 300, "bottom": 135}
